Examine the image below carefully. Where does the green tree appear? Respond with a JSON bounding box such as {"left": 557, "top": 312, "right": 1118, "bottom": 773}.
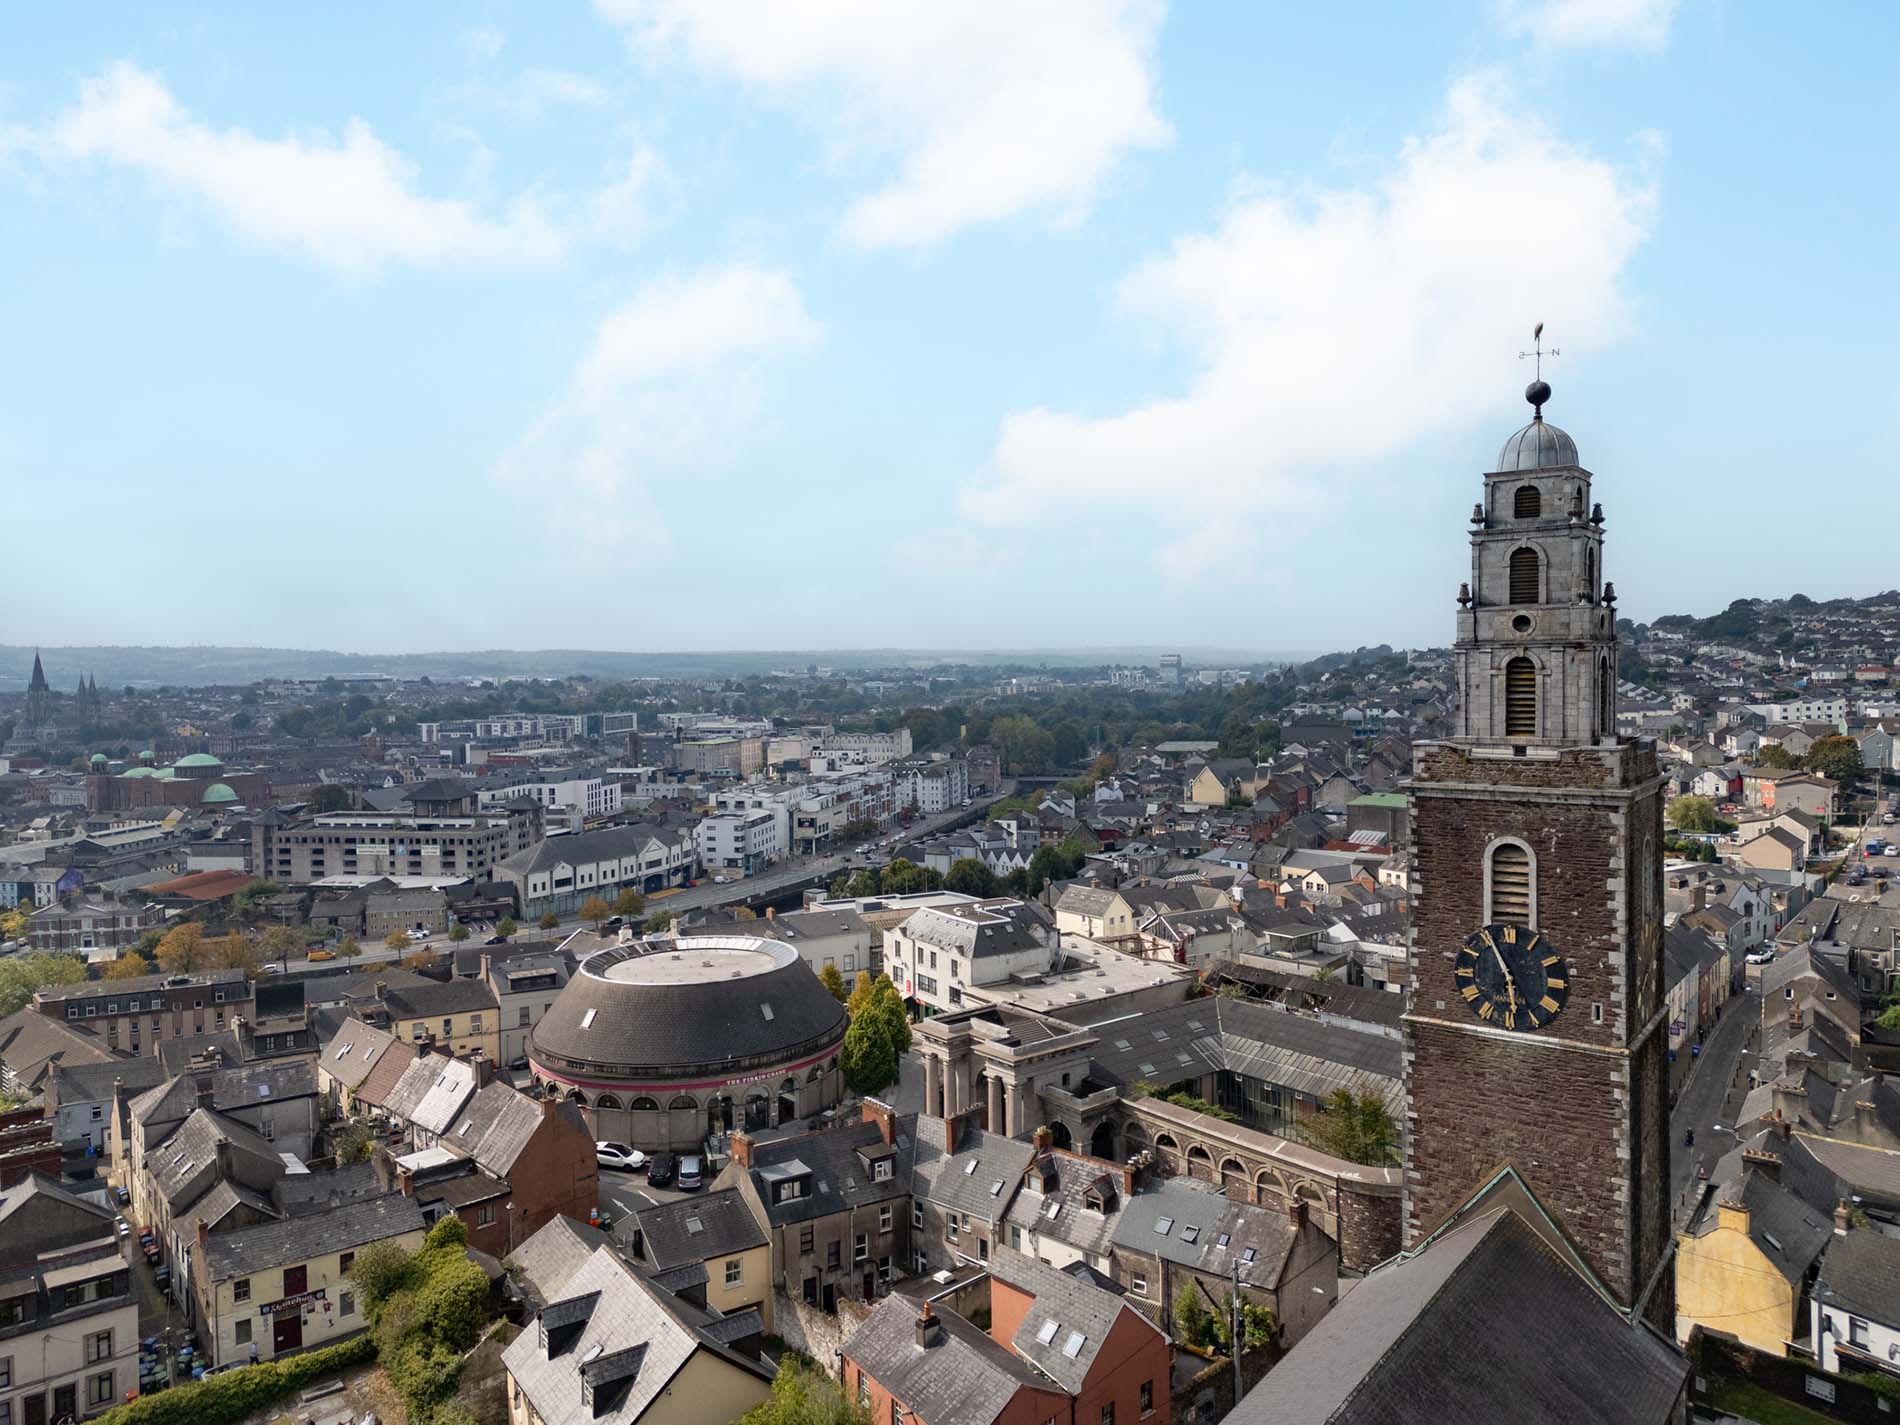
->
{"left": 1757, "top": 743, "right": 1800, "bottom": 769}
{"left": 614, "top": 888, "right": 646, "bottom": 918}
{"left": 1296, "top": 1089, "right": 1401, "bottom": 1167}
{"left": 496, "top": 917, "right": 517, "bottom": 940}
{"left": 447, "top": 922, "right": 470, "bottom": 942}
{"left": 0, "top": 952, "right": 89, "bottom": 1016}
{"left": 579, "top": 895, "right": 611, "bottom": 928}
{"left": 819, "top": 962, "right": 849, "bottom": 1002}
{"left": 337, "top": 935, "right": 362, "bottom": 961}
{"left": 99, "top": 952, "right": 154, "bottom": 981}
{"left": 882, "top": 858, "right": 942, "bottom": 894}
{"left": 384, "top": 930, "right": 412, "bottom": 953}
{"left": 1174, "top": 1285, "right": 1213, "bottom": 1346}
{"left": 307, "top": 784, "right": 352, "bottom": 813}
{"left": 944, "top": 858, "right": 999, "bottom": 896}
{"left": 210, "top": 931, "right": 261, "bottom": 974}
{"left": 334, "top": 1120, "right": 377, "bottom": 1166}
{"left": 737, "top": 1360, "right": 869, "bottom": 1425}
{"left": 134, "top": 927, "right": 163, "bottom": 957}
{"left": 844, "top": 869, "right": 882, "bottom": 898}
{"left": 1806, "top": 735, "right": 1863, "bottom": 786}
{"left": 1667, "top": 795, "right": 1718, "bottom": 833}
{"left": 538, "top": 911, "right": 561, "bottom": 931}
{"left": 644, "top": 910, "right": 675, "bottom": 934}
{"left": 846, "top": 972, "right": 875, "bottom": 1018}
{"left": 868, "top": 974, "right": 912, "bottom": 1055}
{"left": 1878, "top": 1003, "right": 1900, "bottom": 1034}
{"left": 840, "top": 1013, "right": 897, "bottom": 1096}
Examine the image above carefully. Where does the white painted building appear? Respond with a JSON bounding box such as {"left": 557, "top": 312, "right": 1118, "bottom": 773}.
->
{"left": 894, "top": 759, "right": 970, "bottom": 814}
{"left": 883, "top": 899, "right": 1058, "bottom": 1014}
{"left": 477, "top": 773, "right": 623, "bottom": 819}
{"left": 695, "top": 809, "right": 782, "bottom": 874}
{"left": 1812, "top": 1228, "right": 1900, "bottom": 1376}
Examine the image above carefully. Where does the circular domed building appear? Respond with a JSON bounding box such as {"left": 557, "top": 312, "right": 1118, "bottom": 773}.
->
{"left": 529, "top": 936, "right": 848, "bottom": 1152}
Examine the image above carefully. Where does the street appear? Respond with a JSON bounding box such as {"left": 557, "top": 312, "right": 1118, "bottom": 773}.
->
{"left": 1669, "top": 987, "right": 1760, "bottom": 1208}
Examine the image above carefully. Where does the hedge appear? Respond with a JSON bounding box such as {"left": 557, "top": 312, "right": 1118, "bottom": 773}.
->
{"left": 94, "top": 1335, "right": 376, "bottom": 1425}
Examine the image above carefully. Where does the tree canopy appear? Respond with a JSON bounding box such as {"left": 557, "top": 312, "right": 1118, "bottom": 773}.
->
{"left": 1296, "top": 1088, "right": 1401, "bottom": 1167}
{"left": 0, "top": 952, "right": 88, "bottom": 1015}
{"left": 1668, "top": 795, "right": 1718, "bottom": 833}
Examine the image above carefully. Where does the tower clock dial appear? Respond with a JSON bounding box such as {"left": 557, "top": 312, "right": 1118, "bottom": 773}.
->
{"left": 1456, "top": 924, "right": 1568, "bottom": 1031}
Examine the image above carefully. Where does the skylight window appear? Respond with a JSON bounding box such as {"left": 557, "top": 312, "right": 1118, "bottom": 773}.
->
{"left": 1139, "top": 1063, "right": 1156, "bottom": 1076}
{"left": 990, "top": 1181, "right": 1003, "bottom": 1197}
{"left": 1181, "top": 1225, "right": 1199, "bottom": 1244}
{"left": 963, "top": 1160, "right": 977, "bottom": 1175}
{"left": 1153, "top": 1029, "right": 1168, "bottom": 1041}
{"left": 761, "top": 1004, "right": 774, "bottom": 1021}
{"left": 1155, "top": 1217, "right": 1173, "bottom": 1235}
{"left": 1216, "top": 1233, "right": 1230, "bottom": 1249}
{"left": 581, "top": 1009, "right": 597, "bottom": 1028}
{"left": 686, "top": 1217, "right": 703, "bottom": 1235}
{"left": 1045, "top": 1202, "right": 1062, "bottom": 1221}
{"left": 1062, "top": 1331, "right": 1086, "bottom": 1359}
{"left": 1114, "top": 1038, "right": 1131, "bottom": 1051}
{"left": 1241, "top": 1248, "right": 1256, "bottom": 1265}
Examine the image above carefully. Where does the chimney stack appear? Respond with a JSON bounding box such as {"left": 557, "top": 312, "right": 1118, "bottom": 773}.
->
{"left": 765, "top": 906, "right": 775, "bottom": 921}
{"left": 375, "top": 981, "right": 387, "bottom": 1001}
{"left": 398, "top": 1169, "right": 414, "bottom": 1198}
{"left": 915, "top": 1299, "right": 940, "bottom": 1348}
{"left": 196, "top": 1216, "right": 209, "bottom": 1249}
{"left": 861, "top": 1097, "right": 896, "bottom": 1147}
{"left": 729, "top": 1132, "right": 753, "bottom": 1168}
{"left": 1835, "top": 1199, "right": 1853, "bottom": 1236}
{"left": 1288, "top": 1198, "right": 1308, "bottom": 1229}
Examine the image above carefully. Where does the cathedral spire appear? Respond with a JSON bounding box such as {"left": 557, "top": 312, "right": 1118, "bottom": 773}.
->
{"left": 28, "top": 651, "right": 48, "bottom": 694}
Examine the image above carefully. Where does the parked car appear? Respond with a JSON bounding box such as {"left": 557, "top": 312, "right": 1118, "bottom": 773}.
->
{"left": 407, "top": 929, "right": 431, "bottom": 941}
{"left": 595, "top": 1142, "right": 647, "bottom": 1172}
{"left": 113, "top": 1186, "right": 130, "bottom": 1205}
{"left": 677, "top": 1154, "right": 704, "bottom": 1191}
{"left": 308, "top": 949, "right": 335, "bottom": 962}
{"left": 646, "top": 1153, "right": 677, "bottom": 1188}
{"left": 1746, "top": 950, "right": 1775, "bottom": 965}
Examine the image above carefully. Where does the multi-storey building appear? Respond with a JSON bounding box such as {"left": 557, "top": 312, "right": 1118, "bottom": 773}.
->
{"left": 251, "top": 802, "right": 541, "bottom": 884}
{"left": 25, "top": 895, "right": 165, "bottom": 960}
{"left": 695, "top": 808, "right": 782, "bottom": 874}
{"left": 495, "top": 822, "right": 697, "bottom": 916}
{"left": 476, "top": 773, "right": 622, "bottom": 820}
{"left": 892, "top": 758, "right": 970, "bottom": 814}
{"left": 33, "top": 969, "right": 253, "bottom": 1055}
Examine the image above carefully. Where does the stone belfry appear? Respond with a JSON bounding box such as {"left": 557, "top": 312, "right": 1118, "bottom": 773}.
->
{"left": 1404, "top": 366, "right": 1671, "bottom": 1327}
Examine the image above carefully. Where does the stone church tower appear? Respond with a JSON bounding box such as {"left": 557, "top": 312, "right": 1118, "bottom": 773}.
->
{"left": 1403, "top": 377, "right": 1670, "bottom": 1323}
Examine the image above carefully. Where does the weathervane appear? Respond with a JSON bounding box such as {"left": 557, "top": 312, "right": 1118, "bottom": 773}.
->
{"left": 1519, "top": 322, "right": 1559, "bottom": 416}
{"left": 1519, "top": 322, "right": 1560, "bottom": 381}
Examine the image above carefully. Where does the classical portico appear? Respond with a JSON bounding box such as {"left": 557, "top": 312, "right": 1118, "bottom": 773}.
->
{"left": 912, "top": 1003, "right": 1098, "bottom": 1140}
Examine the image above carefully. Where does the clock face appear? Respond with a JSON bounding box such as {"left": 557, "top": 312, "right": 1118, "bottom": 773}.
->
{"left": 1456, "top": 923, "right": 1568, "bottom": 1031}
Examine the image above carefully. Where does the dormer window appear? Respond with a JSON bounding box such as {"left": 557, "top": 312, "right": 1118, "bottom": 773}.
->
{"left": 872, "top": 1158, "right": 892, "bottom": 1182}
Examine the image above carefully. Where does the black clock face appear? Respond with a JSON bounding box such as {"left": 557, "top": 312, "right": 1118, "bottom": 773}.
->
{"left": 1456, "top": 923, "right": 1568, "bottom": 1031}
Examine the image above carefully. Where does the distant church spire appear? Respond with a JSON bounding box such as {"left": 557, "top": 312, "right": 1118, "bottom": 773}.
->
{"left": 28, "top": 651, "right": 48, "bottom": 693}
{"left": 26, "top": 651, "right": 50, "bottom": 729}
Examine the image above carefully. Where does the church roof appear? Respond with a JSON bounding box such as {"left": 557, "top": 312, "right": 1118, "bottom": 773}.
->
{"left": 1496, "top": 417, "right": 1579, "bottom": 471}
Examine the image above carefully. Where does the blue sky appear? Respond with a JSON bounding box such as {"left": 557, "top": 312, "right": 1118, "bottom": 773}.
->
{"left": 2, "top": 1, "right": 1894, "bottom": 656}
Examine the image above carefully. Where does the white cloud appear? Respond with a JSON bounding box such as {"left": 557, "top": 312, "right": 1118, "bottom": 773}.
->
{"left": 496, "top": 265, "right": 820, "bottom": 544}
{"left": 596, "top": 0, "right": 1170, "bottom": 248}
{"left": 1505, "top": 0, "right": 1678, "bottom": 49}
{"left": 959, "top": 76, "right": 1656, "bottom": 579}
{"left": 21, "top": 62, "right": 563, "bottom": 274}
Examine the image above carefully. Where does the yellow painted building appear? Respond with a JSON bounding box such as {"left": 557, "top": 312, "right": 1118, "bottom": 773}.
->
{"left": 1675, "top": 1177, "right": 1832, "bottom": 1356}
{"left": 383, "top": 980, "right": 503, "bottom": 1064}
{"left": 192, "top": 1196, "right": 428, "bottom": 1366}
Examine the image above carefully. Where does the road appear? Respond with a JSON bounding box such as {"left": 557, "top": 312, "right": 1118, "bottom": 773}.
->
{"left": 1670, "top": 988, "right": 1760, "bottom": 1207}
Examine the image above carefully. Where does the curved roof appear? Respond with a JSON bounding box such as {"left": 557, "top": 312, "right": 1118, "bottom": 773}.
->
{"left": 122, "top": 766, "right": 157, "bottom": 779}
{"left": 200, "top": 782, "right": 240, "bottom": 804}
{"left": 175, "top": 752, "right": 224, "bottom": 768}
{"left": 1497, "top": 418, "right": 1579, "bottom": 472}
{"left": 89, "top": 753, "right": 108, "bottom": 764}
{"left": 530, "top": 936, "right": 847, "bottom": 1078}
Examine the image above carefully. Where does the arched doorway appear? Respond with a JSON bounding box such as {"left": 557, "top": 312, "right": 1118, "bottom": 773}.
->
{"left": 744, "top": 1093, "right": 770, "bottom": 1131}
{"left": 1048, "top": 1121, "right": 1073, "bottom": 1151}
{"left": 708, "top": 1093, "right": 734, "bottom": 1135}
{"left": 1185, "top": 1144, "right": 1213, "bottom": 1181}
{"left": 777, "top": 1077, "right": 799, "bottom": 1126}
{"left": 1090, "top": 1120, "right": 1117, "bottom": 1160}
{"left": 1220, "top": 1157, "right": 1247, "bottom": 1197}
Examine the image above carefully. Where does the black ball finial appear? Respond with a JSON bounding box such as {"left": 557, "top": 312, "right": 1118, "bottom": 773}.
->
{"left": 1525, "top": 379, "right": 1552, "bottom": 411}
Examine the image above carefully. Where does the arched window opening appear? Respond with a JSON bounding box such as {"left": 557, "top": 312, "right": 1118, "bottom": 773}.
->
{"left": 1509, "top": 547, "right": 1540, "bottom": 604}
{"left": 1490, "top": 842, "right": 1532, "bottom": 926}
{"left": 668, "top": 1094, "right": 697, "bottom": 1111}
{"left": 1514, "top": 484, "right": 1541, "bottom": 519}
{"left": 1505, "top": 657, "right": 1537, "bottom": 736}
{"left": 595, "top": 1094, "right": 622, "bottom": 1110}
{"left": 628, "top": 1096, "right": 659, "bottom": 1112}
{"left": 1586, "top": 546, "right": 1596, "bottom": 594}
{"left": 1599, "top": 656, "right": 1613, "bottom": 739}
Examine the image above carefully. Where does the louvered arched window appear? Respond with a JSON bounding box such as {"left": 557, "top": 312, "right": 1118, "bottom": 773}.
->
{"left": 1505, "top": 657, "right": 1537, "bottom": 736}
{"left": 1489, "top": 842, "right": 1533, "bottom": 926}
{"left": 1514, "top": 485, "right": 1541, "bottom": 518}
{"left": 1509, "top": 547, "right": 1540, "bottom": 604}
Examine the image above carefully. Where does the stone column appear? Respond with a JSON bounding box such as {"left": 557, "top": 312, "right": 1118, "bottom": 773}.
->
{"left": 987, "top": 1075, "right": 1005, "bottom": 1134}
{"left": 923, "top": 1055, "right": 943, "bottom": 1118}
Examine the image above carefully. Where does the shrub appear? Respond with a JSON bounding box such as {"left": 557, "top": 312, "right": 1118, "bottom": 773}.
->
{"left": 415, "top": 1255, "right": 490, "bottom": 1352}
{"left": 95, "top": 1336, "right": 375, "bottom": 1425}
{"left": 350, "top": 1239, "right": 420, "bottom": 1312}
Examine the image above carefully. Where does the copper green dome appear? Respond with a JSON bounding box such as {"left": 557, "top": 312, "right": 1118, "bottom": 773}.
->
{"left": 175, "top": 752, "right": 223, "bottom": 768}
{"left": 89, "top": 753, "right": 107, "bottom": 764}
{"left": 200, "top": 782, "right": 239, "bottom": 804}
{"left": 123, "top": 766, "right": 156, "bottom": 778}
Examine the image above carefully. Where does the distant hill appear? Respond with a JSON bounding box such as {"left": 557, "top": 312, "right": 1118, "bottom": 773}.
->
{"left": 0, "top": 643, "right": 1310, "bottom": 690}
{"left": 1639, "top": 590, "right": 1900, "bottom": 647}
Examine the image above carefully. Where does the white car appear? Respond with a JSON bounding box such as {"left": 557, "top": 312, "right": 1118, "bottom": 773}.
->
{"left": 1745, "top": 950, "right": 1775, "bottom": 966}
{"left": 407, "top": 928, "right": 431, "bottom": 941}
{"left": 595, "top": 1142, "right": 647, "bottom": 1172}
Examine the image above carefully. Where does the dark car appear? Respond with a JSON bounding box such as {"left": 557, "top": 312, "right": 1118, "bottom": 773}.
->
{"left": 646, "top": 1153, "right": 677, "bottom": 1188}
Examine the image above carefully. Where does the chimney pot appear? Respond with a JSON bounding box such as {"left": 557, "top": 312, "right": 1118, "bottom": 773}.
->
{"left": 196, "top": 1216, "right": 209, "bottom": 1248}
{"left": 1836, "top": 1199, "right": 1853, "bottom": 1236}
{"left": 915, "top": 1299, "right": 939, "bottom": 1348}
{"left": 730, "top": 1132, "right": 753, "bottom": 1168}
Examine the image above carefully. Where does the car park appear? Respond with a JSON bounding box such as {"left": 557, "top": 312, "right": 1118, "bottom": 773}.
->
{"left": 595, "top": 1141, "right": 647, "bottom": 1172}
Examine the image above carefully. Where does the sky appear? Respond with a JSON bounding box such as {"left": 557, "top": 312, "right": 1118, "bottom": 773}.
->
{"left": 2, "top": 1, "right": 1895, "bottom": 657}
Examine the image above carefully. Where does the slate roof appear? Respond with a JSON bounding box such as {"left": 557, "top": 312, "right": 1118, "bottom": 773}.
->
{"left": 531, "top": 938, "right": 847, "bottom": 1073}
{"left": 912, "top": 1116, "right": 1035, "bottom": 1223}
{"left": 746, "top": 1116, "right": 916, "bottom": 1227}
{"left": 628, "top": 1188, "right": 766, "bottom": 1270}
{"left": 0, "top": 1009, "right": 113, "bottom": 1094}
{"left": 1002, "top": 1153, "right": 1124, "bottom": 1264}
{"left": 212, "top": 1060, "right": 316, "bottom": 1112}
{"left": 843, "top": 1294, "right": 1053, "bottom": 1425}
{"left": 1082, "top": 997, "right": 1403, "bottom": 1115}
{"left": 498, "top": 823, "right": 689, "bottom": 878}
{"left": 49, "top": 1054, "right": 168, "bottom": 1109}
{"left": 500, "top": 1245, "right": 771, "bottom": 1425}
{"left": 148, "top": 1107, "right": 284, "bottom": 1208}
{"left": 381, "top": 978, "right": 498, "bottom": 1020}
{"left": 200, "top": 1192, "right": 426, "bottom": 1283}
{"left": 991, "top": 1244, "right": 1157, "bottom": 1396}
{"left": 1815, "top": 1229, "right": 1900, "bottom": 1325}
{"left": 1225, "top": 1207, "right": 1687, "bottom": 1425}
{"left": 505, "top": 1215, "right": 614, "bottom": 1311}
{"left": 899, "top": 900, "right": 1050, "bottom": 960}
{"left": 383, "top": 1053, "right": 480, "bottom": 1132}
{"left": 318, "top": 1017, "right": 403, "bottom": 1093}
{"left": 1691, "top": 1171, "right": 1832, "bottom": 1284}
{"left": 1109, "top": 1177, "right": 1300, "bottom": 1288}
{"left": 454, "top": 1082, "right": 548, "bottom": 1176}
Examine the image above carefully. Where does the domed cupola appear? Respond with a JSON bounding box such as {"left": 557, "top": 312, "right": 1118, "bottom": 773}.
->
{"left": 1496, "top": 378, "right": 1579, "bottom": 471}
